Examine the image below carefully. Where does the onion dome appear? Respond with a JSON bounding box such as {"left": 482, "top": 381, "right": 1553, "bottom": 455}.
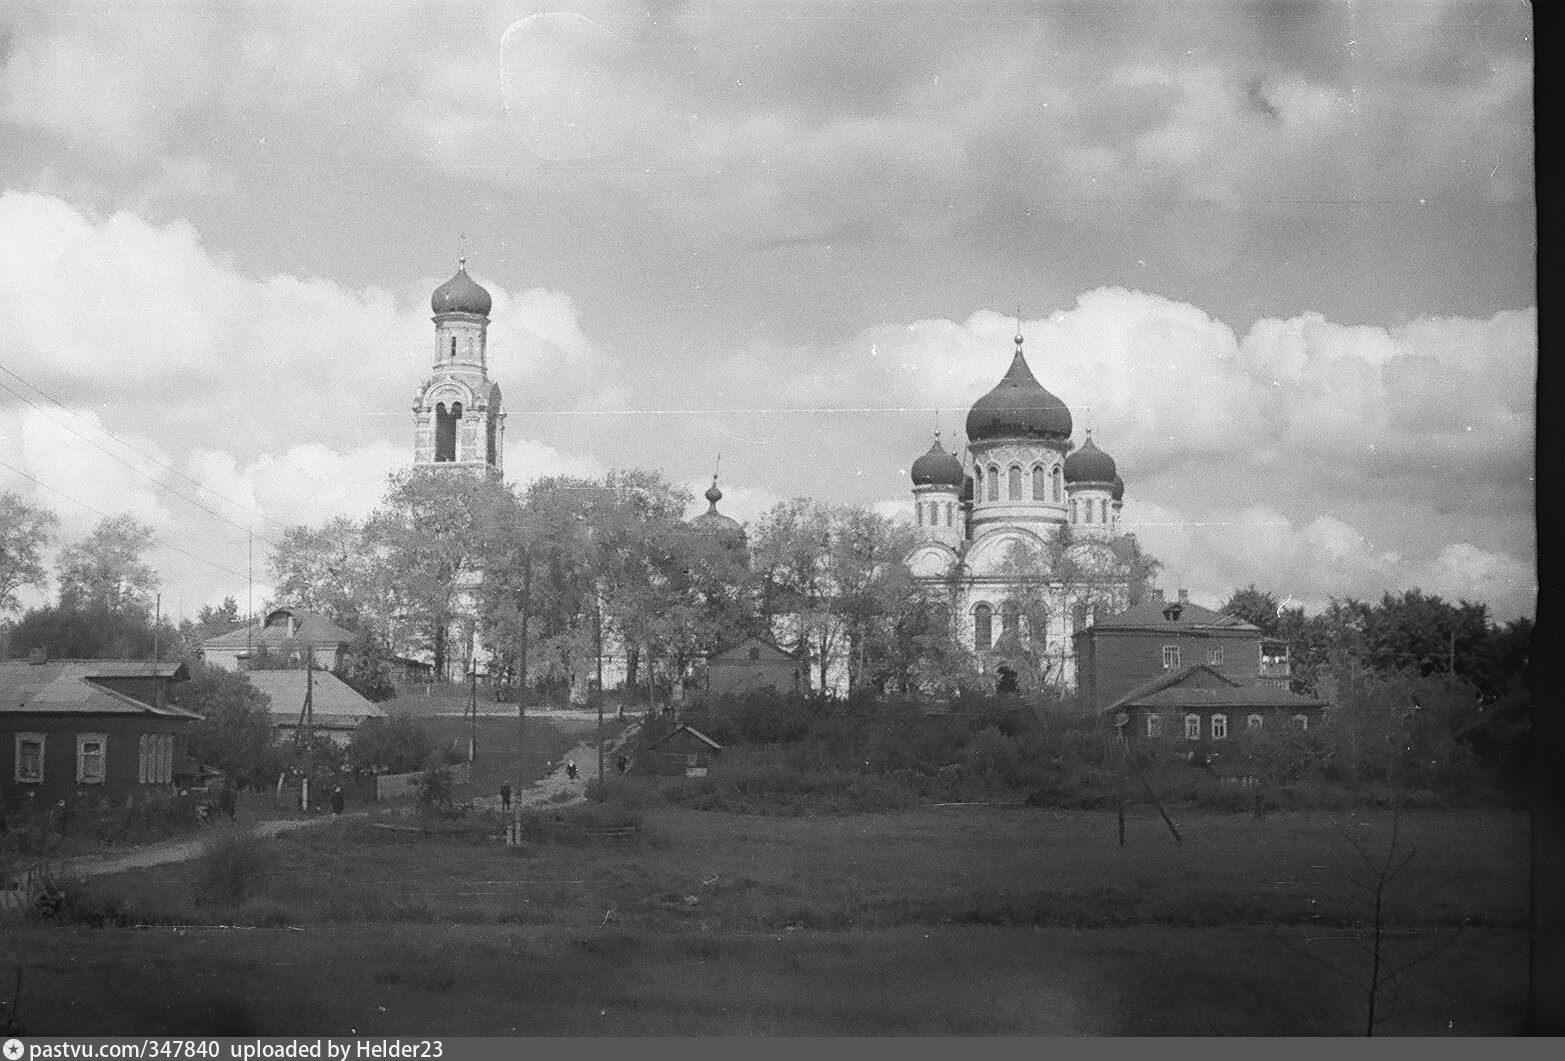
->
{"left": 965, "top": 332, "right": 1073, "bottom": 442}
{"left": 1112, "top": 474, "right": 1124, "bottom": 502}
{"left": 431, "top": 259, "right": 492, "bottom": 317}
{"left": 690, "top": 476, "right": 746, "bottom": 546}
{"left": 1064, "top": 429, "right": 1117, "bottom": 484}
{"left": 910, "top": 432, "right": 964, "bottom": 487}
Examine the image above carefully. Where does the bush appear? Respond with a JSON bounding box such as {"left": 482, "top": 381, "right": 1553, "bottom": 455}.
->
{"left": 415, "top": 764, "right": 455, "bottom": 810}
{"left": 30, "top": 874, "right": 137, "bottom": 927}
{"left": 196, "top": 828, "right": 264, "bottom": 905}
{"left": 661, "top": 764, "right": 918, "bottom": 816}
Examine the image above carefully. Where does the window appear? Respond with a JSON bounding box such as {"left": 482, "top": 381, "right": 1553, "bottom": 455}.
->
{"left": 434, "top": 401, "right": 462, "bottom": 462}
{"left": 974, "top": 603, "right": 993, "bottom": 650}
{"left": 1052, "top": 466, "right": 1062, "bottom": 502}
{"left": 138, "top": 734, "right": 174, "bottom": 784}
{"left": 1247, "top": 714, "right": 1264, "bottom": 731}
{"left": 15, "top": 733, "right": 44, "bottom": 783}
{"left": 77, "top": 733, "right": 107, "bottom": 784}
{"left": 1208, "top": 647, "right": 1224, "bottom": 666}
{"left": 1001, "top": 599, "right": 1019, "bottom": 638}
{"left": 450, "top": 336, "right": 457, "bottom": 360}
{"left": 1146, "top": 714, "right": 1163, "bottom": 738}
{"left": 1293, "top": 714, "right": 1309, "bottom": 731}
{"left": 986, "top": 465, "right": 999, "bottom": 501}
{"left": 1211, "top": 715, "right": 1228, "bottom": 740}
{"left": 1163, "top": 645, "right": 1181, "bottom": 670}
{"left": 1008, "top": 465, "right": 1022, "bottom": 500}
{"left": 1032, "top": 465, "right": 1046, "bottom": 500}
{"left": 945, "top": 503, "right": 953, "bottom": 527}
{"left": 1070, "top": 500, "right": 1078, "bottom": 522}
{"left": 974, "top": 466, "right": 983, "bottom": 497}
{"left": 1101, "top": 499, "right": 1109, "bottom": 524}
{"left": 1184, "top": 714, "right": 1201, "bottom": 740}
{"left": 916, "top": 502, "right": 924, "bottom": 526}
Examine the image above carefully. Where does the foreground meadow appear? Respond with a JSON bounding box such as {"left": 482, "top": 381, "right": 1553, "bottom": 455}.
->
{"left": 1, "top": 805, "right": 1531, "bottom": 1035}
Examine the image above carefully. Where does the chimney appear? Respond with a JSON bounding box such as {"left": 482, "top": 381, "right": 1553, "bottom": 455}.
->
{"left": 28, "top": 647, "right": 48, "bottom": 665}
{"left": 1178, "top": 588, "right": 1189, "bottom": 605}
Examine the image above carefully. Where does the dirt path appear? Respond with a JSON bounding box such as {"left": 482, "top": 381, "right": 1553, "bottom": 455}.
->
{"left": 468, "top": 721, "right": 641, "bottom": 813}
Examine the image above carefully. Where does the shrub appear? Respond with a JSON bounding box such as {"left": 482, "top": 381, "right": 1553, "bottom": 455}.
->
{"left": 415, "top": 763, "right": 455, "bottom": 810}
{"left": 196, "top": 828, "right": 264, "bottom": 905}
{"left": 29, "top": 874, "right": 136, "bottom": 927}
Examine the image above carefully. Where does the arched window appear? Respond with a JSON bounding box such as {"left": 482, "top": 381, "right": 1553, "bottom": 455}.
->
{"left": 1084, "top": 498, "right": 1094, "bottom": 523}
{"left": 1052, "top": 466, "right": 1062, "bottom": 502}
{"left": 1008, "top": 465, "right": 1022, "bottom": 500}
{"left": 1070, "top": 499, "right": 1078, "bottom": 522}
{"left": 945, "top": 503, "right": 953, "bottom": 526}
{"left": 1247, "top": 714, "right": 1264, "bottom": 731}
{"left": 486, "top": 416, "right": 497, "bottom": 466}
{"left": 974, "top": 466, "right": 983, "bottom": 498}
{"left": 1001, "top": 599, "right": 1019, "bottom": 638}
{"left": 434, "top": 401, "right": 461, "bottom": 462}
{"left": 1101, "top": 499, "right": 1109, "bottom": 524}
{"left": 987, "top": 465, "right": 999, "bottom": 501}
{"left": 974, "top": 603, "right": 993, "bottom": 650}
{"left": 916, "top": 502, "right": 924, "bottom": 526}
{"left": 1031, "top": 465, "right": 1046, "bottom": 500}
{"left": 450, "top": 336, "right": 457, "bottom": 361}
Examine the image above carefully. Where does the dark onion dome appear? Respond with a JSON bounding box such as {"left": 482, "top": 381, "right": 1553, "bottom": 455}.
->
{"left": 1064, "top": 430, "right": 1117, "bottom": 484}
{"left": 1112, "top": 474, "right": 1124, "bottom": 502}
{"left": 910, "top": 433, "right": 964, "bottom": 487}
{"left": 965, "top": 333, "right": 1073, "bottom": 442}
{"left": 431, "top": 259, "right": 492, "bottom": 316}
{"left": 690, "top": 476, "right": 746, "bottom": 545}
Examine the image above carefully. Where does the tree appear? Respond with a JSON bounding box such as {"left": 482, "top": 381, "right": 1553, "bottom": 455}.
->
{"left": 269, "top": 517, "right": 390, "bottom": 636}
{"left": 6, "top": 604, "right": 161, "bottom": 659}
{"left": 169, "top": 661, "right": 278, "bottom": 788}
{"left": 337, "top": 631, "right": 397, "bottom": 703}
{"left": 752, "top": 499, "right": 841, "bottom": 692}
{"left": 55, "top": 515, "right": 159, "bottom": 618}
{"left": 1106, "top": 532, "right": 1162, "bottom": 607}
{"left": 1219, "top": 584, "right": 1282, "bottom": 635}
{"left": 346, "top": 715, "right": 434, "bottom": 774}
{"left": 0, "top": 492, "right": 57, "bottom": 615}
{"left": 365, "top": 469, "right": 513, "bottom": 677}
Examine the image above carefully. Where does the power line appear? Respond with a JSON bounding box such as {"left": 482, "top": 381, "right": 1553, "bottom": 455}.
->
{"left": 0, "top": 456, "right": 254, "bottom": 583}
{"left": 0, "top": 362, "right": 294, "bottom": 539}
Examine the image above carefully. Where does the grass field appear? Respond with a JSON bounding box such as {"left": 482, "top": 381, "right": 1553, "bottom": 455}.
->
{"left": 0, "top": 804, "right": 1531, "bottom": 1035}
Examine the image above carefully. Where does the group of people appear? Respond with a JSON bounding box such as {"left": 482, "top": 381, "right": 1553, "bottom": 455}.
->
{"left": 493, "top": 752, "right": 633, "bottom": 809}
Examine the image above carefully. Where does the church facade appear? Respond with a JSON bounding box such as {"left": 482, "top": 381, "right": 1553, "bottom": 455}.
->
{"left": 905, "top": 330, "right": 1131, "bottom": 690}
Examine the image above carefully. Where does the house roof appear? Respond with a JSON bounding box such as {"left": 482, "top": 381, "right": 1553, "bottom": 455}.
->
{"left": 710, "top": 635, "right": 797, "bottom": 662}
{"left": 1106, "top": 664, "right": 1326, "bottom": 713}
{"left": 245, "top": 669, "right": 385, "bottom": 729}
{"left": 1088, "top": 596, "right": 1259, "bottom": 634}
{"left": 203, "top": 607, "right": 356, "bottom": 652}
{"left": 0, "top": 660, "right": 199, "bottom": 719}
{"left": 648, "top": 723, "right": 723, "bottom": 751}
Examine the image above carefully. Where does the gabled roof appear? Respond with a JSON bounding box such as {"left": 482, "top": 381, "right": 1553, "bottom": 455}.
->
{"left": 245, "top": 669, "right": 385, "bottom": 728}
{"left": 1106, "top": 664, "right": 1326, "bottom": 713}
{"left": 1088, "top": 597, "right": 1259, "bottom": 633}
{"left": 648, "top": 723, "right": 723, "bottom": 752}
{"left": 710, "top": 635, "right": 798, "bottom": 662}
{"left": 203, "top": 607, "right": 356, "bottom": 651}
{"left": 0, "top": 660, "right": 199, "bottom": 719}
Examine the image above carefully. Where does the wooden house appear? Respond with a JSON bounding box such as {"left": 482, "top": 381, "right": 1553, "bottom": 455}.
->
{"left": 645, "top": 724, "right": 723, "bottom": 777}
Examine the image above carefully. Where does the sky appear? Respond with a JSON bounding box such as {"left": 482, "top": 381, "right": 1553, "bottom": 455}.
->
{"left": 0, "top": 0, "right": 1536, "bottom": 624}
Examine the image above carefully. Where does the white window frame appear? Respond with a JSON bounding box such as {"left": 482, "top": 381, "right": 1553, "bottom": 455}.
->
{"left": 1184, "top": 714, "right": 1200, "bottom": 740}
{"left": 1211, "top": 715, "right": 1228, "bottom": 740}
{"left": 1247, "top": 714, "right": 1264, "bottom": 731}
{"left": 1146, "top": 714, "right": 1163, "bottom": 738}
{"left": 77, "top": 732, "right": 107, "bottom": 784}
{"left": 1208, "top": 647, "right": 1224, "bottom": 666}
{"left": 15, "top": 732, "right": 45, "bottom": 784}
{"left": 1163, "top": 645, "right": 1181, "bottom": 670}
{"left": 1293, "top": 713, "right": 1309, "bottom": 731}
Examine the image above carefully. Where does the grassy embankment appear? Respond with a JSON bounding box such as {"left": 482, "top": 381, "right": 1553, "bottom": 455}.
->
{"left": 1, "top": 804, "right": 1530, "bottom": 1035}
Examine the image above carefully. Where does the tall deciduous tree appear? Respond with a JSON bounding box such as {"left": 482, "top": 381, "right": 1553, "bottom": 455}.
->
{"left": 269, "top": 517, "right": 390, "bottom": 636}
{"left": 55, "top": 514, "right": 159, "bottom": 617}
{"left": 169, "top": 661, "right": 278, "bottom": 788}
{"left": 1219, "top": 584, "right": 1283, "bottom": 635}
{"left": 0, "top": 492, "right": 57, "bottom": 615}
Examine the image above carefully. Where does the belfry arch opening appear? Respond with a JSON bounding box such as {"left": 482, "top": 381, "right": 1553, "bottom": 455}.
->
{"left": 435, "top": 401, "right": 462, "bottom": 462}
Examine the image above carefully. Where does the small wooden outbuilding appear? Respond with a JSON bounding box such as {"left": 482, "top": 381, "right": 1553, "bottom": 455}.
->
{"left": 645, "top": 724, "right": 723, "bottom": 777}
{"left": 704, "top": 636, "right": 802, "bottom": 698}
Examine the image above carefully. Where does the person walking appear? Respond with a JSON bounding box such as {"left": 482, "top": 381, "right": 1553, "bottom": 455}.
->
{"left": 566, "top": 760, "right": 578, "bottom": 781}
{"left": 500, "top": 782, "right": 512, "bottom": 811}
{"left": 330, "top": 786, "right": 345, "bottom": 817}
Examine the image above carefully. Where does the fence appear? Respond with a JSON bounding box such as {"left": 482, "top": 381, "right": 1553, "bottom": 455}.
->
{"left": 374, "top": 761, "right": 471, "bottom": 802}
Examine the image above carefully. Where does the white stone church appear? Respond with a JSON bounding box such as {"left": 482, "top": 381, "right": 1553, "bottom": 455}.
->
{"left": 904, "top": 330, "right": 1131, "bottom": 689}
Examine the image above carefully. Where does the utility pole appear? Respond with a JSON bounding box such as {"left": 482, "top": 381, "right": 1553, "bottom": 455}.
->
{"left": 153, "top": 594, "right": 162, "bottom": 710}
{"left": 596, "top": 587, "right": 605, "bottom": 795}
{"left": 468, "top": 663, "right": 478, "bottom": 764}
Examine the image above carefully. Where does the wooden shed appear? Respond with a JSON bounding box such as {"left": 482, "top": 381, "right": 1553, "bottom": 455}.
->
{"left": 645, "top": 724, "right": 723, "bottom": 777}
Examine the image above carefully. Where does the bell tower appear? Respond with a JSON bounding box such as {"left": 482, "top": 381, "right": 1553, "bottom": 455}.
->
{"left": 413, "top": 258, "right": 505, "bottom": 477}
